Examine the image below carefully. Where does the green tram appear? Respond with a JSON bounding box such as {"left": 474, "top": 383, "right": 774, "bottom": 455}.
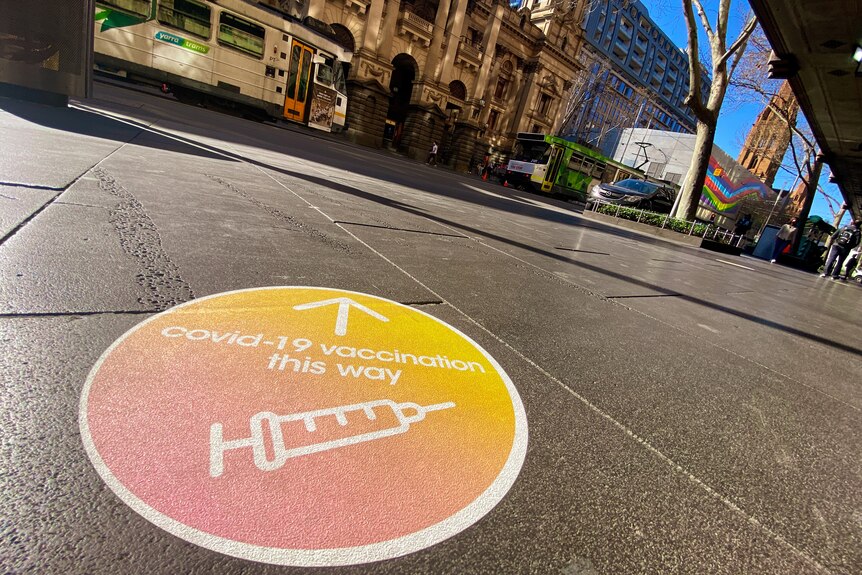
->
{"left": 504, "top": 133, "right": 644, "bottom": 201}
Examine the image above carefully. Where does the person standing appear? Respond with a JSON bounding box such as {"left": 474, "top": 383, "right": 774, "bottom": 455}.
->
{"left": 843, "top": 248, "right": 860, "bottom": 281}
{"left": 771, "top": 217, "right": 798, "bottom": 263}
{"left": 734, "top": 213, "right": 752, "bottom": 237}
{"left": 822, "top": 219, "right": 862, "bottom": 279}
{"left": 426, "top": 141, "right": 438, "bottom": 166}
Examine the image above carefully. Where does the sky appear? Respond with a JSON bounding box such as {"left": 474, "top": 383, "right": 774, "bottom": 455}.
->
{"left": 641, "top": 0, "right": 850, "bottom": 227}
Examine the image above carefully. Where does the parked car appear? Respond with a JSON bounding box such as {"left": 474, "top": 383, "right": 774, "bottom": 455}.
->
{"left": 586, "top": 178, "right": 676, "bottom": 213}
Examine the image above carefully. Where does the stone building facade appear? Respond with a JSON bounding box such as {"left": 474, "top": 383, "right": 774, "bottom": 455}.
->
{"left": 279, "top": 0, "right": 585, "bottom": 171}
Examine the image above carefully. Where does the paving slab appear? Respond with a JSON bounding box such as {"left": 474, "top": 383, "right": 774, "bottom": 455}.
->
{"left": 0, "top": 201, "right": 151, "bottom": 314}
{"left": 0, "top": 185, "right": 60, "bottom": 238}
{"left": 0, "top": 98, "right": 139, "bottom": 189}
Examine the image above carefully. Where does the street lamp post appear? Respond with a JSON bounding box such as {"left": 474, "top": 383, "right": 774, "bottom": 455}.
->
{"left": 759, "top": 174, "right": 799, "bottom": 237}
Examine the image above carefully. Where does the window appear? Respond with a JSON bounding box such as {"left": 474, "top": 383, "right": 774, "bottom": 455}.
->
{"left": 664, "top": 172, "right": 682, "bottom": 185}
{"left": 158, "top": 0, "right": 211, "bottom": 38}
{"left": 494, "top": 77, "right": 509, "bottom": 100}
{"left": 488, "top": 109, "right": 500, "bottom": 131}
{"left": 449, "top": 80, "right": 467, "bottom": 101}
{"left": 315, "top": 56, "right": 334, "bottom": 85}
{"left": 619, "top": 18, "right": 633, "bottom": 37}
{"left": 102, "top": 0, "right": 151, "bottom": 18}
{"left": 538, "top": 93, "right": 552, "bottom": 116}
{"left": 218, "top": 12, "right": 265, "bottom": 58}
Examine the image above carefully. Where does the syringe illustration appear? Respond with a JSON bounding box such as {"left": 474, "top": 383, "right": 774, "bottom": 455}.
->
{"left": 210, "top": 399, "right": 456, "bottom": 477}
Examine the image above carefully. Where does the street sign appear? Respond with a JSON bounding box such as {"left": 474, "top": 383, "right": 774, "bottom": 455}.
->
{"left": 80, "top": 287, "right": 528, "bottom": 566}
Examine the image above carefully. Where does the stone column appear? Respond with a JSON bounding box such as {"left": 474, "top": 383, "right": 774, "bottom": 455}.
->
{"left": 345, "top": 81, "right": 390, "bottom": 148}
{"left": 448, "top": 120, "right": 481, "bottom": 172}
{"left": 471, "top": 3, "right": 504, "bottom": 104}
{"left": 509, "top": 62, "right": 540, "bottom": 134}
{"left": 302, "top": 0, "right": 326, "bottom": 20}
{"left": 361, "top": 0, "right": 387, "bottom": 55}
{"left": 477, "top": 58, "right": 501, "bottom": 125}
{"left": 501, "top": 69, "right": 526, "bottom": 135}
{"left": 423, "top": 0, "right": 453, "bottom": 81}
{"left": 376, "top": 0, "right": 402, "bottom": 58}
{"left": 438, "top": 0, "right": 471, "bottom": 85}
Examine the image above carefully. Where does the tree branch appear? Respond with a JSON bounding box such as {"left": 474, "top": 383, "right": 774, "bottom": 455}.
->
{"left": 716, "top": 0, "right": 729, "bottom": 53}
{"left": 691, "top": 0, "right": 714, "bottom": 38}
{"left": 720, "top": 14, "right": 757, "bottom": 71}
{"left": 682, "top": 0, "right": 705, "bottom": 115}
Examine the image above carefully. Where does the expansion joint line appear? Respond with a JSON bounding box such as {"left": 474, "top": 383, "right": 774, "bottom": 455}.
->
{"left": 237, "top": 154, "right": 828, "bottom": 574}
{"left": 0, "top": 119, "right": 141, "bottom": 247}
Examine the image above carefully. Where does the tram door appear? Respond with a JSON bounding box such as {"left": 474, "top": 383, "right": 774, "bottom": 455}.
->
{"left": 284, "top": 40, "right": 314, "bottom": 122}
{"left": 541, "top": 146, "right": 564, "bottom": 192}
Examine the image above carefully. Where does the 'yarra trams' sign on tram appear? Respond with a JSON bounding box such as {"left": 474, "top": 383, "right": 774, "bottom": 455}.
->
{"left": 80, "top": 287, "right": 528, "bottom": 566}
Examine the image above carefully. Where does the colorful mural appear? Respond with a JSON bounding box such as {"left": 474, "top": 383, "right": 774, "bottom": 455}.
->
{"left": 699, "top": 148, "right": 776, "bottom": 214}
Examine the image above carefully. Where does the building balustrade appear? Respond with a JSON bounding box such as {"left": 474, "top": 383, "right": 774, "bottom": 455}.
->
{"left": 456, "top": 41, "right": 482, "bottom": 70}
{"left": 397, "top": 9, "right": 434, "bottom": 46}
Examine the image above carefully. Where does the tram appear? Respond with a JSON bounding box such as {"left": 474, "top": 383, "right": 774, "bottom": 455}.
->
{"left": 93, "top": 0, "right": 351, "bottom": 132}
{"left": 504, "top": 133, "right": 609, "bottom": 201}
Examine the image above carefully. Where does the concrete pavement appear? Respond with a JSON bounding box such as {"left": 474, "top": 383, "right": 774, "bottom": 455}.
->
{"left": 1, "top": 83, "right": 860, "bottom": 575}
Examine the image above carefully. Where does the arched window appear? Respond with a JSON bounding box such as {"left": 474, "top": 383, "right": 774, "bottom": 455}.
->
{"left": 448, "top": 80, "right": 467, "bottom": 101}
{"left": 330, "top": 23, "right": 355, "bottom": 53}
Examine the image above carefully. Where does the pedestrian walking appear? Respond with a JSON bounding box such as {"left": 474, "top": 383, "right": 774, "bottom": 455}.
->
{"left": 771, "top": 217, "right": 798, "bottom": 263}
{"left": 734, "top": 213, "right": 752, "bottom": 237}
{"left": 482, "top": 160, "right": 493, "bottom": 181}
{"left": 426, "top": 141, "right": 438, "bottom": 166}
{"left": 821, "top": 219, "right": 862, "bottom": 279}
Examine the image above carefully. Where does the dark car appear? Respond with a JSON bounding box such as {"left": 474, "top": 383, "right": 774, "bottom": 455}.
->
{"left": 586, "top": 178, "right": 676, "bottom": 213}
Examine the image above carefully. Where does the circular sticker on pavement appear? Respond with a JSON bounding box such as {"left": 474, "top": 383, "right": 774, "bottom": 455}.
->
{"left": 80, "top": 287, "right": 528, "bottom": 566}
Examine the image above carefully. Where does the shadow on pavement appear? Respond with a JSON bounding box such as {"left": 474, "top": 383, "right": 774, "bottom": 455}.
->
{"left": 0, "top": 97, "right": 237, "bottom": 163}
{"left": 9, "top": 92, "right": 853, "bottom": 358}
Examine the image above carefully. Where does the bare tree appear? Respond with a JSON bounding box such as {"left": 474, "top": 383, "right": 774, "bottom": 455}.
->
{"left": 673, "top": 0, "right": 757, "bottom": 220}
{"left": 731, "top": 27, "right": 842, "bottom": 228}
{"left": 557, "top": 50, "right": 610, "bottom": 139}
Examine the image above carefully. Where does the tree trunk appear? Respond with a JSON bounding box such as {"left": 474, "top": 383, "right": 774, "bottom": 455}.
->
{"left": 674, "top": 120, "right": 717, "bottom": 221}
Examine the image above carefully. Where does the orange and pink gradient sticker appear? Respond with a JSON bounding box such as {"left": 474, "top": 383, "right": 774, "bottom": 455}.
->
{"left": 80, "top": 287, "right": 528, "bottom": 566}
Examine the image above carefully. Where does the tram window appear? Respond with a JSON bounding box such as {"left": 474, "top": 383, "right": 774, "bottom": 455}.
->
{"left": 334, "top": 62, "right": 348, "bottom": 94}
{"left": 568, "top": 153, "right": 585, "bottom": 172}
{"left": 218, "top": 12, "right": 265, "bottom": 58}
{"left": 101, "top": 0, "right": 152, "bottom": 18}
{"left": 592, "top": 161, "right": 606, "bottom": 179}
{"left": 315, "top": 56, "right": 334, "bottom": 86}
{"left": 297, "top": 49, "right": 312, "bottom": 103}
{"left": 158, "top": 0, "right": 211, "bottom": 39}
{"left": 286, "top": 45, "right": 301, "bottom": 99}
{"left": 513, "top": 141, "right": 550, "bottom": 163}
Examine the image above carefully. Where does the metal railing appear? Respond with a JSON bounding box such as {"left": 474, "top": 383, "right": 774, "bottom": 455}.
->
{"left": 587, "top": 200, "right": 747, "bottom": 246}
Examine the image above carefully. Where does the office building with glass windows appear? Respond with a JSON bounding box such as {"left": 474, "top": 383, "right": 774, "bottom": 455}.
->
{"left": 563, "top": 0, "right": 710, "bottom": 157}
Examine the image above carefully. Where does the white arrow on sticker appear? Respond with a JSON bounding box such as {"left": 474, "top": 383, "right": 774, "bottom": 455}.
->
{"left": 293, "top": 297, "right": 389, "bottom": 336}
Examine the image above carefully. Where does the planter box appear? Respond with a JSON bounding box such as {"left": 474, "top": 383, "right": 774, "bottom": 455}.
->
{"left": 580, "top": 210, "right": 702, "bottom": 247}
{"left": 699, "top": 238, "right": 742, "bottom": 255}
